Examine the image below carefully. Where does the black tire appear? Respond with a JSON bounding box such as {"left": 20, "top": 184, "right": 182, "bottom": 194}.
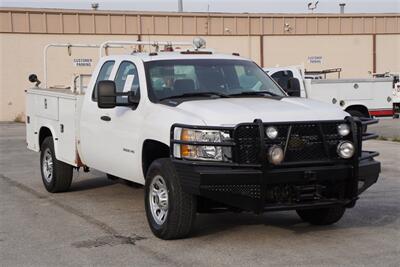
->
{"left": 144, "top": 158, "right": 196, "bottom": 240}
{"left": 40, "top": 137, "right": 73, "bottom": 193}
{"left": 347, "top": 109, "right": 366, "bottom": 119}
{"left": 296, "top": 206, "right": 346, "bottom": 225}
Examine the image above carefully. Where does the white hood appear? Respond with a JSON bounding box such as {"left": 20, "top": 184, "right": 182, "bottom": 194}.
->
{"left": 175, "top": 97, "right": 349, "bottom": 126}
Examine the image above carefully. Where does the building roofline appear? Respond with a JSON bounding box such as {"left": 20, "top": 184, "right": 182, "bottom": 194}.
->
{"left": 0, "top": 7, "right": 399, "bottom": 18}
{"left": 1, "top": 7, "right": 399, "bottom": 35}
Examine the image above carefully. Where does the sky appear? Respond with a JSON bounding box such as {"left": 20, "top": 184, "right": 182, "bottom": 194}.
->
{"left": 0, "top": 0, "right": 399, "bottom": 13}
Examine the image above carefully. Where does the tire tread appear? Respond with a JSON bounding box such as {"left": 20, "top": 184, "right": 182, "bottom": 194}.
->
{"left": 296, "top": 206, "right": 345, "bottom": 225}
{"left": 41, "top": 137, "right": 73, "bottom": 193}
{"left": 145, "top": 158, "right": 196, "bottom": 240}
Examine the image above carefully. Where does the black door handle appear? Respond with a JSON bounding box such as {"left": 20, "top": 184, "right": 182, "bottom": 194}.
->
{"left": 101, "top": 115, "right": 111, "bottom": 121}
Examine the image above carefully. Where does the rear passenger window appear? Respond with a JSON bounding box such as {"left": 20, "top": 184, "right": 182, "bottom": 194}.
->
{"left": 92, "top": 61, "right": 115, "bottom": 101}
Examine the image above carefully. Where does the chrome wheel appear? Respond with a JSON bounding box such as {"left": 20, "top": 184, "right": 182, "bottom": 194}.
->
{"left": 42, "top": 148, "right": 53, "bottom": 183}
{"left": 149, "top": 175, "right": 169, "bottom": 225}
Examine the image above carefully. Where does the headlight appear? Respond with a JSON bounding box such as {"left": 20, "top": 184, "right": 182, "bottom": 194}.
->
{"left": 337, "top": 141, "right": 355, "bottom": 159}
{"left": 173, "top": 128, "right": 231, "bottom": 161}
{"left": 337, "top": 123, "right": 350, "bottom": 136}
{"left": 266, "top": 126, "right": 278, "bottom": 139}
{"left": 267, "top": 145, "right": 284, "bottom": 165}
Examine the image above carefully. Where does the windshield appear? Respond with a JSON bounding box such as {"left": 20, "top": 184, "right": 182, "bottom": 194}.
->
{"left": 145, "top": 59, "right": 286, "bottom": 101}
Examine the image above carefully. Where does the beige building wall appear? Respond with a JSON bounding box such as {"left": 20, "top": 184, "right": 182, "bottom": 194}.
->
{"left": 0, "top": 33, "right": 261, "bottom": 121}
{"left": 0, "top": 8, "right": 399, "bottom": 121}
{"left": 0, "top": 34, "right": 138, "bottom": 121}
{"left": 376, "top": 34, "right": 400, "bottom": 74}
{"left": 263, "top": 35, "right": 373, "bottom": 78}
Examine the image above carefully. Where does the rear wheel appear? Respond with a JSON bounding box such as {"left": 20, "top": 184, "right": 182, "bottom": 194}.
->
{"left": 347, "top": 109, "right": 368, "bottom": 119}
{"left": 40, "top": 137, "right": 73, "bottom": 193}
{"left": 296, "top": 206, "right": 346, "bottom": 225}
{"left": 144, "top": 158, "right": 196, "bottom": 240}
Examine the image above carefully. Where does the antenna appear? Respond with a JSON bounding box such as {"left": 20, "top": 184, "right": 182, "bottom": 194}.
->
{"left": 307, "top": 1, "right": 319, "bottom": 13}
{"left": 147, "top": 30, "right": 151, "bottom": 53}
{"left": 206, "top": 3, "right": 210, "bottom": 35}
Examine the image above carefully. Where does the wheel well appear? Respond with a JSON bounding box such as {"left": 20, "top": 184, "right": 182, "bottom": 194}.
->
{"left": 142, "top": 140, "right": 170, "bottom": 177}
{"left": 39, "top": 127, "right": 52, "bottom": 149}
{"left": 345, "top": 105, "right": 370, "bottom": 117}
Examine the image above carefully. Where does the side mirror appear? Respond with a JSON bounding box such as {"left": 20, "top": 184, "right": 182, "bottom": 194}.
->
{"left": 97, "top": 80, "right": 116, "bottom": 109}
{"left": 286, "top": 78, "right": 301, "bottom": 97}
{"left": 128, "top": 90, "right": 140, "bottom": 105}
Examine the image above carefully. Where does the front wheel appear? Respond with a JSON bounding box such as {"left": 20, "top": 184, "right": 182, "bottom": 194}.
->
{"left": 296, "top": 206, "right": 346, "bottom": 225}
{"left": 40, "top": 137, "right": 73, "bottom": 193}
{"left": 144, "top": 158, "right": 197, "bottom": 240}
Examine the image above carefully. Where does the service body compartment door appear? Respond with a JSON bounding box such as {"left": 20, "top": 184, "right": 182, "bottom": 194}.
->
{"left": 26, "top": 93, "right": 39, "bottom": 151}
{"left": 57, "top": 98, "right": 77, "bottom": 165}
{"left": 35, "top": 94, "right": 59, "bottom": 120}
{"left": 338, "top": 80, "right": 373, "bottom": 101}
{"left": 307, "top": 80, "right": 341, "bottom": 105}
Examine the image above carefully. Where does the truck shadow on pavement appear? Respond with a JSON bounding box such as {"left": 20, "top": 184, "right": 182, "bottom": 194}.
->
{"left": 66, "top": 175, "right": 400, "bottom": 238}
{"left": 68, "top": 176, "right": 116, "bottom": 192}
{"left": 68, "top": 173, "right": 144, "bottom": 193}
{"left": 192, "top": 196, "right": 400, "bottom": 238}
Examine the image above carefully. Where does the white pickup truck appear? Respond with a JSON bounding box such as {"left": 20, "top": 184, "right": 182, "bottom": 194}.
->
{"left": 26, "top": 39, "right": 380, "bottom": 239}
{"left": 264, "top": 66, "right": 397, "bottom": 118}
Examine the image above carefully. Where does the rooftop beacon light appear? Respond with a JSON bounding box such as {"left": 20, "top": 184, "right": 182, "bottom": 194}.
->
{"left": 193, "top": 37, "right": 206, "bottom": 51}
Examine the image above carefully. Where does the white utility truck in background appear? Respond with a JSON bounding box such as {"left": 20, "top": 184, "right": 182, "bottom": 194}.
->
{"left": 264, "top": 66, "right": 398, "bottom": 118}
{"left": 26, "top": 39, "right": 380, "bottom": 240}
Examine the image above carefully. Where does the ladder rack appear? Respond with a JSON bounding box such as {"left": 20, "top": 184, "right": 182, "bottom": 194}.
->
{"left": 42, "top": 39, "right": 201, "bottom": 88}
{"left": 98, "top": 40, "right": 195, "bottom": 57}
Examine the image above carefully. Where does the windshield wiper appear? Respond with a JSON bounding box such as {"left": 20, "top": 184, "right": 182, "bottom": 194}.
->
{"left": 159, "top": 92, "right": 230, "bottom": 101}
{"left": 228, "top": 91, "right": 279, "bottom": 97}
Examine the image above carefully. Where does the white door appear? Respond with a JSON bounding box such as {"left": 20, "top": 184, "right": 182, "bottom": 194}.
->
{"left": 105, "top": 60, "right": 143, "bottom": 180}
{"left": 79, "top": 60, "right": 117, "bottom": 171}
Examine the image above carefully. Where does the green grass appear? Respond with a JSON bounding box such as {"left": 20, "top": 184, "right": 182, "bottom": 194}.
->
{"left": 391, "top": 136, "right": 400, "bottom": 142}
{"left": 376, "top": 136, "right": 400, "bottom": 142}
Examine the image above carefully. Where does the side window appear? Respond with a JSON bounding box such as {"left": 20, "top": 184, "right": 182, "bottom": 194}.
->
{"left": 114, "top": 61, "right": 140, "bottom": 104}
{"left": 92, "top": 61, "right": 115, "bottom": 101}
{"left": 271, "top": 70, "right": 294, "bottom": 91}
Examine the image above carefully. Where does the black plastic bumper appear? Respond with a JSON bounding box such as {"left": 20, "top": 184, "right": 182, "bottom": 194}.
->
{"left": 174, "top": 157, "right": 380, "bottom": 212}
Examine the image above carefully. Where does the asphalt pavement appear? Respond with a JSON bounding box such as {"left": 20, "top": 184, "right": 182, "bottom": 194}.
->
{"left": 369, "top": 117, "right": 400, "bottom": 139}
{"left": 1, "top": 123, "right": 399, "bottom": 266}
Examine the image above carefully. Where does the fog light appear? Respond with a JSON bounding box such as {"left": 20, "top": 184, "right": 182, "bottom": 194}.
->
{"left": 266, "top": 126, "right": 278, "bottom": 139}
{"left": 267, "top": 145, "right": 284, "bottom": 165}
{"left": 337, "top": 124, "right": 350, "bottom": 136}
{"left": 337, "top": 141, "right": 355, "bottom": 159}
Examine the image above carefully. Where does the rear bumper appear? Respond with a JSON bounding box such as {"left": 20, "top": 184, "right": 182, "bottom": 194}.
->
{"left": 174, "top": 157, "right": 380, "bottom": 212}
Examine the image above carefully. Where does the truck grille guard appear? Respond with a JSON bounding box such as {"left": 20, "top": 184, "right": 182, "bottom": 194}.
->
{"left": 170, "top": 117, "right": 380, "bottom": 212}
{"left": 170, "top": 116, "right": 379, "bottom": 167}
